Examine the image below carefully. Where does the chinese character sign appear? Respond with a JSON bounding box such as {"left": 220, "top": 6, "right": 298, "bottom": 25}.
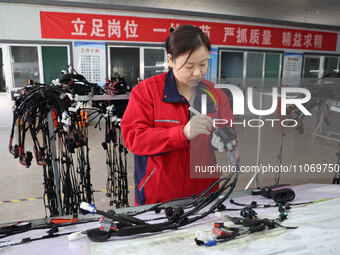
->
{"left": 40, "top": 11, "right": 338, "bottom": 51}
{"left": 282, "top": 52, "right": 303, "bottom": 87}
{"left": 73, "top": 41, "right": 106, "bottom": 85}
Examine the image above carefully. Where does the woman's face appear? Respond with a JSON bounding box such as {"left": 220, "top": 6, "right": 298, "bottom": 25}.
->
{"left": 168, "top": 45, "right": 209, "bottom": 88}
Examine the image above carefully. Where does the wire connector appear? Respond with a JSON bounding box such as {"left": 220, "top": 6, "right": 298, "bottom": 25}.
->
{"left": 68, "top": 102, "right": 82, "bottom": 112}
{"left": 195, "top": 230, "right": 215, "bottom": 243}
{"left": 61, "top": 112, "right": 71, "bottom": 127}
{"left": 68, "top": 231, "right": 86, "bottom": 241}
{"left": 80, "top": 202, "right": 97, "bottom": 214}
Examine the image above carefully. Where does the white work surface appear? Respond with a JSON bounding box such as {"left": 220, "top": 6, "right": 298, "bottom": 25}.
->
{"left": 2, "top": 183, "right": 340, "bottom": 255}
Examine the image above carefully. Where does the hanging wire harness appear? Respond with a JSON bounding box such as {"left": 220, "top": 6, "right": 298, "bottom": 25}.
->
{"left": 9, "top": 66, "right": 130, "bottom": 216}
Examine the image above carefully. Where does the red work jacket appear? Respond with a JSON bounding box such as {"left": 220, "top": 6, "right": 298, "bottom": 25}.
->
{"left": 121, "top": 69, "right": 234, "bottom": 205}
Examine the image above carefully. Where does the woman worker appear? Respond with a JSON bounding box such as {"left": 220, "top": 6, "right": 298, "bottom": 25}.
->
{"left": 121, "top": 24, "right": 234, "bottom": 205}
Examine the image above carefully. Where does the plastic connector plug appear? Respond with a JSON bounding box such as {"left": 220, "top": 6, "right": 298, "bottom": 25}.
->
{"left": 68, "top": 231, "right": 86, "bottom": 241}
{"left": 68, "top": 102, "right": 82, "bottom": 112}
{"left": 196, "top": 230, "right": 215, "bottom": 242}
{"left": 80, "top": 202, "right": 97, "bottom": 214}
{"left": 106, "top": 105, "right": 114, "bottom": 114}
{"left": 52, "top": 78, "right": 61, "bottom": 86}
{"left": 204, "top": 240, "right": 217, "bottom": 247}
{"left": 61, "top": 112, "right": 71, "bottom": 126}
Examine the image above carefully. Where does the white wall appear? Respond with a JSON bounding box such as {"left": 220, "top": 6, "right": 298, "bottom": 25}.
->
{"left": 1, "top": 2, "right": 340, "bottom": 125}
{"left": 0, "top": 2, "right": 339, "bottom": 55}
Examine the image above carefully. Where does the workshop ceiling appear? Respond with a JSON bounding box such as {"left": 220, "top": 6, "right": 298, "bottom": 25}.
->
{"left": 60, "top": 0, "right": 340, "bottom": 28}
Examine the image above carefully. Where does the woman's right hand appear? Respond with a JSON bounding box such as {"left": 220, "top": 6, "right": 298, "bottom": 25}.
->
{"left": 183, "top": 115, "right": 213, "bottom": 140}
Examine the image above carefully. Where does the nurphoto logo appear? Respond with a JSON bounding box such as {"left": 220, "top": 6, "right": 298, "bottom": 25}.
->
{"left": 200, "top": 84, "right": 312, "bottom": 128}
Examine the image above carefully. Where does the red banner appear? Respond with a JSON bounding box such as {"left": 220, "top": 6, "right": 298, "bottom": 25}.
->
{"left": 40, "top": 11, "right": 338, "bottom": 51}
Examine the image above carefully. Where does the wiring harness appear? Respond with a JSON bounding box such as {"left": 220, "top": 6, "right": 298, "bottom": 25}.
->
{"left": 80, "top": 126, "right": 240, "bottom": 242}
{"left": 87, "top": 100, "right": 130, "bottom": 208}
{"left": 193, "top": 190, "right": 303, "bottom": 247}
{"left": 9, "top": 67, "right": 129, "bottom": 216}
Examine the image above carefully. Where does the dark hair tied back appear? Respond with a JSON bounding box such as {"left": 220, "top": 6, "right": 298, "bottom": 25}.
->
{"left": 165, "top": 24, "right": 211, "bottom": 65}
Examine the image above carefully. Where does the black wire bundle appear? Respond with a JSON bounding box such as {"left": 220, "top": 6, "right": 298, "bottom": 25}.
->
{"left": 103, "top": 74, "right": 131, "bottom": 95}
{"left": 56, "top": 125, "right": 81, "bottom": 216}
{"left": 83, "top": 145, "right": 240, "bottom": 241}
{"left": 9, "top": 67, "right": 131, "bottom": 216}
{"left": 56, "top": 108, "right": 94, "bottom": 215}
{"left": 58, "top": 73, "right": 105, "bottom": 96}
{"left": 9, "top": 83, "right": 72, "bottom": 216}
{"left": 84, "top": 163, "right": 240, "bottom": 240}
{"left": 9, "top": 80, "right": 95, "bottom": 216}
{"left": 88, "top": 100, "right": 129, "bottom": 208}
{"left": 58, "top": 68, "right": 130, "bottom": 209}
{"left": 103, "top": 115, "right": 129, "bottom": 208}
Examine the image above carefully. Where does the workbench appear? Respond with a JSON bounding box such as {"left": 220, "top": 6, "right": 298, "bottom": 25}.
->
{"left": 1, "top": 183, "right": 340, "bottom": 255}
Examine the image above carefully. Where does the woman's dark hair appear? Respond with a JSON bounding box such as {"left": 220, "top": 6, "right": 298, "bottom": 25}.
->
{"left": 165, "top": 24, "right": 211, "bottom": 68}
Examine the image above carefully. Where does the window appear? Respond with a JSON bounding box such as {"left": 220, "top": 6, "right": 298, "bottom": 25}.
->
{"left": 0, "top": 48, "right": 5, "bottom": 92}
{"left": 264, "top": 53, "right": 281, "bottom": 87}
{"left": 220, "top": 50, "right": 282, "bottom": 88}
{"left": 303, "top": 57, "right": 320, "bottom": 78}
{"left": 220, "top": 51, "right": 244, "bottom": 86}
{"left": 246, "top": 52, "right": 263, "bottom": 87}
{"left": 108, "top": 46, "right": 167, "bottom": 86}
{"left": 11, "top": 46, "right": 40, "bottom": 88}
{"left": 144, "top": 48, "right": 166, "bottom": 79}
{"left": 110, "top": 47, "right": 140, "bottom": 86}
{"left": 324, "top": 57, "right": 338, "bottom": 76}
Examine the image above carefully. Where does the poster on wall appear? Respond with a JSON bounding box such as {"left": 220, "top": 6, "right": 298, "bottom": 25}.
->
{"left": 73, "top": 41, "right": 106, "bottom": 85}
{"left": 282, "top": 52, "right": 303, "bottom": 87}
{"left": 204, "top": 48, "right": 218, "bottom": 83}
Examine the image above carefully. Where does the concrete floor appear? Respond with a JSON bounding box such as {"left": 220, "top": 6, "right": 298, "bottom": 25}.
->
{"left": 0, "top": 106, "right": 340, "bottom": 224}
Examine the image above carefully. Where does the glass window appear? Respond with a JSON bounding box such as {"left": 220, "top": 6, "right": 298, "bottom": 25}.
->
{"left": 303, "top": 57, "right": 320, "bottom": 78}
{"left": 11, "top": 46, "right": 40, "bottom": 88}
{"left": 0, "top": 48, "right": 5, "bottom": 92}
{"left": 144, "top": 49, "right": 166, "bottom": 79}
{"left": 220, "top": 51, "right": 243, "bottom": 86}
{"left": 246, "top": 52, "right": 263, "bottom": 87}
{"left": 110, "top": 47, "right": 139, "bottom": 86}
{"left": 264, "top": 53, "right": 280, "bottom": 87}
{"left": 324, "top": 57, "right": 338, "bottom": 77}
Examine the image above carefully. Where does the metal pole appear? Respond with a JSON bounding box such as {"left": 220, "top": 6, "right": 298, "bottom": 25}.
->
{"left": 245, "top": 89, "right": 263, "bottom": 190}
{"left": 255, "top": 91, "right": 263, "bottom": 188}
{"left": 47, "top": 111, "right": 63, "bottom": 215}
